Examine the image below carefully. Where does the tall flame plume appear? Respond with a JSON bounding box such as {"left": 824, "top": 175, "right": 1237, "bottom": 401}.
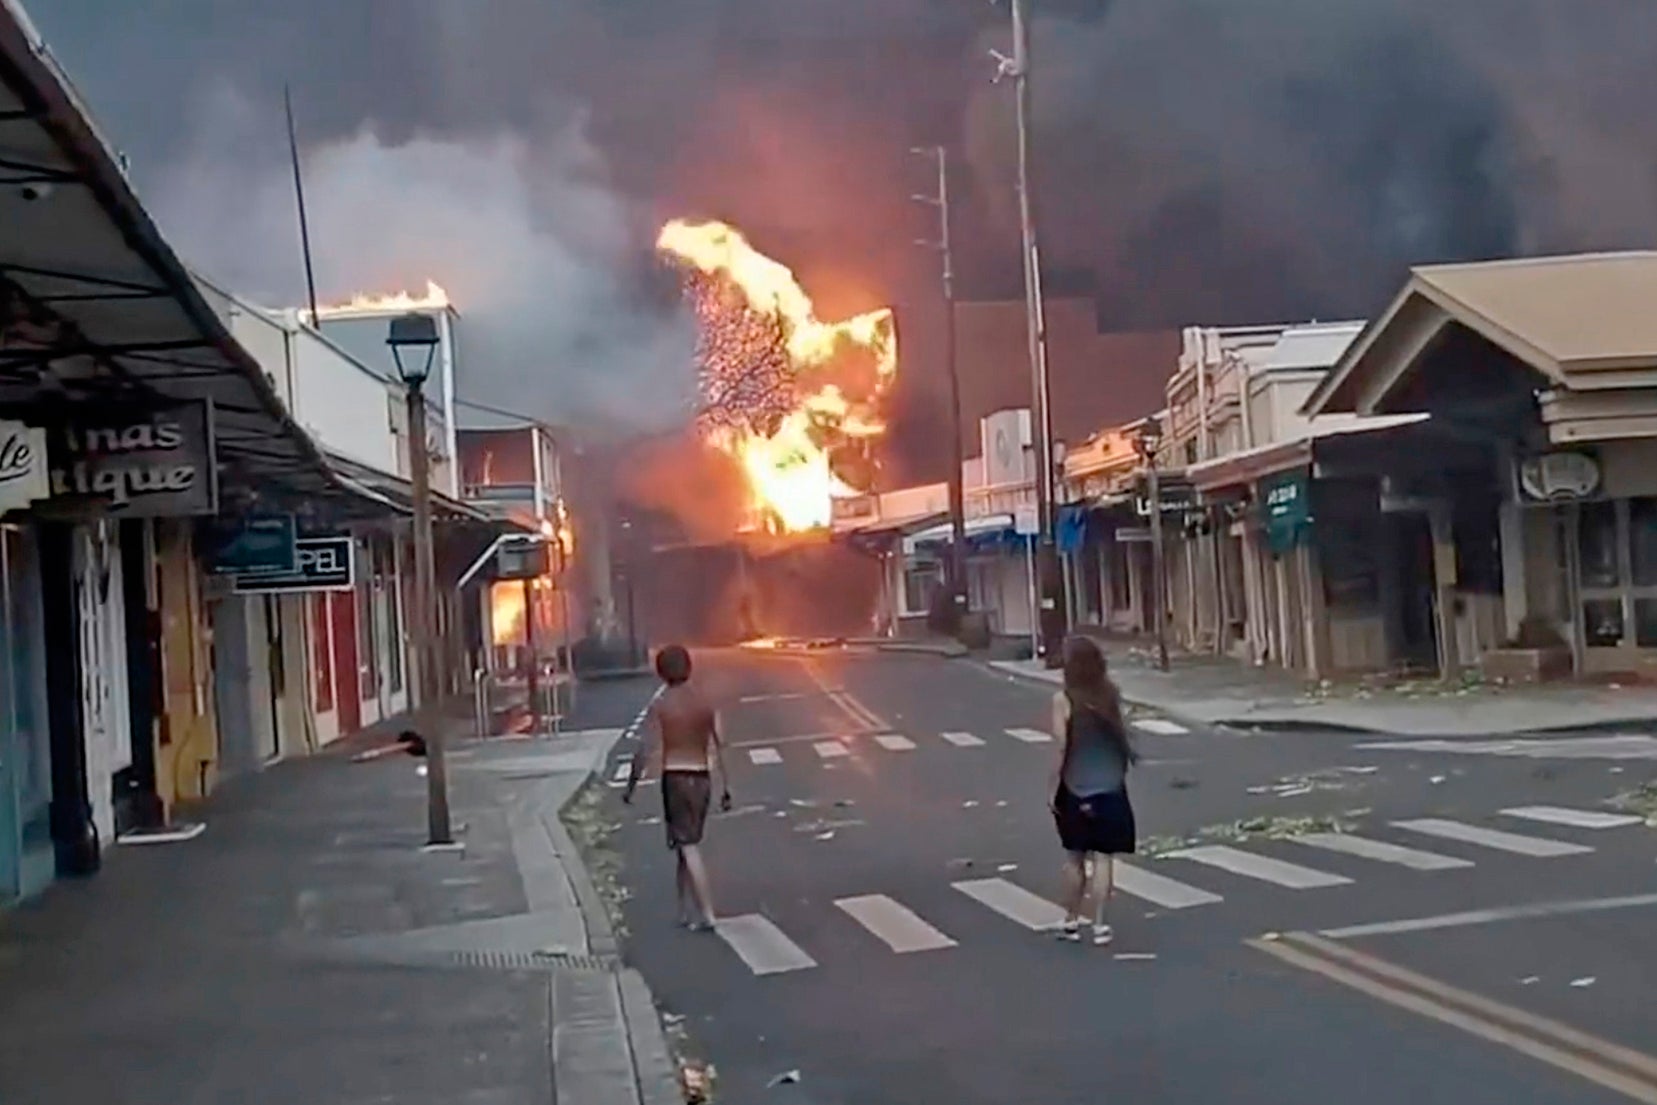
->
{"left": 657, "top": 219, "right": 896, "bottom": 532}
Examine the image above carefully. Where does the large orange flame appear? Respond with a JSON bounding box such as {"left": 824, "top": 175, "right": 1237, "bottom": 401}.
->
{"left": 657, "top": 219, "right": 895, "bottom": 532}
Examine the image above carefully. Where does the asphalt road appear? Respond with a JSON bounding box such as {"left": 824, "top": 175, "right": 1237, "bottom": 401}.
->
{"left": 598, "top": 649, "right": 1657, "bottom": 1105}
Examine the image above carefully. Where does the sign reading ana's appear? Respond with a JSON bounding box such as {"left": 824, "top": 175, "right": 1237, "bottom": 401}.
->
{"left": 47, "top": 401, "right": 218, "bottom": 517}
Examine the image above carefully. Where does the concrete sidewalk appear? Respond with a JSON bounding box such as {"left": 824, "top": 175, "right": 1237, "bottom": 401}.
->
{"left": 0, "top": 702, "right": 676, "bottom": 1105}
{"left": 991, "top": 647, "right": 1657, "bottom": 736}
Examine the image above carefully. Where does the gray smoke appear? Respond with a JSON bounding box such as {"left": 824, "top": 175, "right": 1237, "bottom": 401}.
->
{"left": 28, "top": 0, "right": 1657, "bottom": 452}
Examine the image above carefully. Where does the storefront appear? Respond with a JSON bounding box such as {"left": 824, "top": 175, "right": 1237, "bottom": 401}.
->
{"left": 1303, "top": 252, "right": 1657, "bottom": 679}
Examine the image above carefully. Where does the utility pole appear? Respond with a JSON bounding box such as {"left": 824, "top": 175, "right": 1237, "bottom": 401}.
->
{"left": 1136, "top": 419, "right": 1170, "bottom": 672}
{"left": 910, "top": 145, "right": 969, "bottom": 631}
{"left": 999, "top": 0, "right": 1067, "bottom": 664}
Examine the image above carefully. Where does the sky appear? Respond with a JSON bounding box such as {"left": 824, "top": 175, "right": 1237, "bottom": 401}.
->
{"left": 29, "top": 0, "right": 1657, "bottom": 478}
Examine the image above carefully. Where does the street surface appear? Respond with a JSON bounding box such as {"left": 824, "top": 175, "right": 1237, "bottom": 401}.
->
{"left": 601, "top": 648, "right": 1657, "bottom": 1105}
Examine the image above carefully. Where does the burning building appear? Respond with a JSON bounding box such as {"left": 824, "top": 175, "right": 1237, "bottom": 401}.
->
{"left": 617, "top": 220, "right": 899, "bottom": 643}
{"left": 312, "top": 281, "right": 465, "bottom": 498}
{"left": 656, "top": 219, "right": 897, "bottom": 533}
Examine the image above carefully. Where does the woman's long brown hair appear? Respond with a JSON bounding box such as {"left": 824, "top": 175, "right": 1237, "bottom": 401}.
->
{"left": 1061, "top": 636, "right": 1138, "bottom": 764}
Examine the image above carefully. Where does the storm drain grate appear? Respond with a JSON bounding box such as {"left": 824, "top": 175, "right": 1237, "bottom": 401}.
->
{"left": 444, "top": 949, "right": 618, "bottom": 973}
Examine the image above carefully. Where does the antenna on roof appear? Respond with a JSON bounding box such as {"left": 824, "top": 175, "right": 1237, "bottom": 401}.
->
{"left": 284, "top": 83, "right": 321, "bottom": 327}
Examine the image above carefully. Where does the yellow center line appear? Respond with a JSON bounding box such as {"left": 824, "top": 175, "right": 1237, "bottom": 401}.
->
{"left": 1249, "top": 933, "right": 1657, "bottom": 1103}
{"left": 795, "top": 658, "right": 889, "bottom": 733}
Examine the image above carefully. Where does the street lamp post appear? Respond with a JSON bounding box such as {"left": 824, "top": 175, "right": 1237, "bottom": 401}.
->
{"left": 1135, "top": 419, "right": 1170, "bottom": 672}
{"left": 1000, "top": 0, "right": 1067, "bottom": 664}
{"left": 388, "top": 312, "right": 452, "bottom": 846}
{"left": 911, "top": 145, "right": 969, "bottom": 634}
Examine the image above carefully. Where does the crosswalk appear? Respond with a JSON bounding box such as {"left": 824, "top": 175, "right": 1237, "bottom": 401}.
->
{"left": 741, "top": 719, "right": 1192, "bottom": 766}
{"left": 706, "top": 805, "right": 1642, "bottom": 977}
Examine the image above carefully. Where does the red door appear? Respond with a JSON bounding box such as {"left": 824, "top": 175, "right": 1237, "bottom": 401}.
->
{"left": 330, "top": 590, "right": 361, "bottom": 735}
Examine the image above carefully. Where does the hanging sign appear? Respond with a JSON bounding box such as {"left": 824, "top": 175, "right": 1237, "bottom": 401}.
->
{"left": 204, "top": 514, "right": 297, "bottom": 575}
{"left": 1516, "top": 451, "right": 1601, "bottom": 504}
{"left": 0, "top": 419, "right": 49, "bottom": 514}
{"left": 1261, "top": 469, "right": 1312, "bottom": 555}
{"left": 44, "top": 401, "right": 218, "bottom": 518}
{"left": 231, "top": 535, "right": 354, "bottom": 593}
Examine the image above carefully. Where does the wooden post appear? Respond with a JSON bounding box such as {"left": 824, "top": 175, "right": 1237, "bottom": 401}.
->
{"left": 1429, "top": 505, "right": 1461, "bottom": 679}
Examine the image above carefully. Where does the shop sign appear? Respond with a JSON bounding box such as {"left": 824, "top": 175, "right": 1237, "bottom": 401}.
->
{"left": 495, "top": 538, "right": 550, "bottom": 580}
{"left": 1134, "top": 489, "right": 1196, "bottom": 516}
{"left": 1261, "top": 469, "right": 1312, "bottom": 555}
{"left": 46, "top": 401, "right": 217, "bottom": 518}
{"left": 231, "top": 535, "right": 354, "bottom": 593}
{"left": 1516, "top": 450, "right": 1601, "bottom": 504}
{"left": 0, "top": 419, "right": 49, "bottom": 514}
{"left": 204, "top": 514, "right": 297, "bottom": 575}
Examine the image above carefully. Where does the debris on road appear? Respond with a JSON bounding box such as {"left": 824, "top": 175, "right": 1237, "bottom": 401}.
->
{"left": 681, "top": 1061, "right": 716, "bottom": 1104}
{"left": 1570, "top": 976, "right": 1598, "bottom": 988}
{"left": 814, "top": 831, "right": 836, "bottom": 841}
{"left": 995, "top": 800, "right": 1009, "bottom": 808}
{"left": 833, "top": 799, "right": 857, "bottom": 808}
{"left": 767, "top": 1069, "right": 803, "bottom": 1088}
{"left": 1429, "top": 775, "right": 1447, "bottom": 785}
{"left": 788, "top": 799, "right": 817, "bottom": 808}
{"left": 638, "top": 816, "right": 662, "bottom": 826}
{"left": 947, "top": 857, "right": 975, "bottom": 871}
{"left": 962, "top": 800, "right": 980, "bottom": 808}
{"left": 794, "top": 817, "right": 864, "bottom": 834}
{"left": 997, "top": 863, "right": 1019, "bottom": 873}
{"left": 1519, "top": 976, "right": 1541, "bottom": 985}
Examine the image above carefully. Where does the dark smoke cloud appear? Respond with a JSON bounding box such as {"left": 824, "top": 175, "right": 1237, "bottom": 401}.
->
{"left": 28, "top": 1, "right": 1657, "bottom": 464}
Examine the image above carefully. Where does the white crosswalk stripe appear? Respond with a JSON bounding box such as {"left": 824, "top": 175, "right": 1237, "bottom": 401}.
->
{"left": 715, "top": 914, "right": 817, "bottom": 975}
{"left": 1005, "top": 727, "right": 1053, "bottom": 744}
{"left": 1167, "top": 845, "right": 1352, "bottom": 888}
{"left": 835, "top": 894, "right": 956, "bottom": 952}
{"left": 1499, "top": 806, "right": 1644, "bottom": 830}
{"left": 1292, "top": 832, "right": 1472, "bottom": 871}
{"left": 953, "top": 878, "right": 1066, "bottom": 930}
{"left": 1132, "top": 718, "right": 1189, "bottom": 736}
{"left": 940, "top": 731, "right": 985, "bottom": 747}
{"left": 1112, "top": 862, "right": 1223, "bottom": 908}
{"left": 747, "top": 747, "right": 783, "bottom": 765}
{"left": 812, "top": 740, "right": 850, "bottom": 760}
{"left": 1394, "top": 818, "right": 1593, "bottom": 857}
{"left": 874, "top": 734, "right": 917, "bottom": 752}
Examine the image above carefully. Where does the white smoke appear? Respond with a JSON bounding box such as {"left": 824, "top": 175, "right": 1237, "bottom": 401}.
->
{"left": 145, "top": 86, "right": 696, "bottom": 432}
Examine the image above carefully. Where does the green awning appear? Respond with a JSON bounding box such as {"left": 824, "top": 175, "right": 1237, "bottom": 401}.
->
{"left": 1261, "top": 468, "right": 1312, "bottom": 555}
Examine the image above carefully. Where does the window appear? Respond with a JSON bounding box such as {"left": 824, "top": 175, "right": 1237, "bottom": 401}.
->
{"left": 1575, "top": 497, "right": 1657, "bottom": 648}
{"left": 1579, "top": 501, "right": 1619, "bottom": 588}
{"left": 902, "top": 563, "right": 941, "bottom": 615}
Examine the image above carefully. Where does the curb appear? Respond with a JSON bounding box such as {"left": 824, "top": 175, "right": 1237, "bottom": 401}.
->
{"left": 984, "top": 662, "right": 1657, "bottom": 738}
{"left": 546, "top": 729, "right": 679, "bottom": 1105}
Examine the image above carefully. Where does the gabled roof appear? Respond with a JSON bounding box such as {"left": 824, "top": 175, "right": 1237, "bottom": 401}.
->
{"left": 1308, "top": 252, "right": 1657, "bottom": 416}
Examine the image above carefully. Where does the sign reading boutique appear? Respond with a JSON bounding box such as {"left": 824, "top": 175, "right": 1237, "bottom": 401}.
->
{"left": 45, "top": 401, "right": 218, "bottom": 518}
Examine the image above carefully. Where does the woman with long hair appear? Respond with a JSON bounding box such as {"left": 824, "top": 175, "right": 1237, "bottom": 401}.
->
{"left": 1049, "top": 635, "right": 1139, "bottom": 945}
